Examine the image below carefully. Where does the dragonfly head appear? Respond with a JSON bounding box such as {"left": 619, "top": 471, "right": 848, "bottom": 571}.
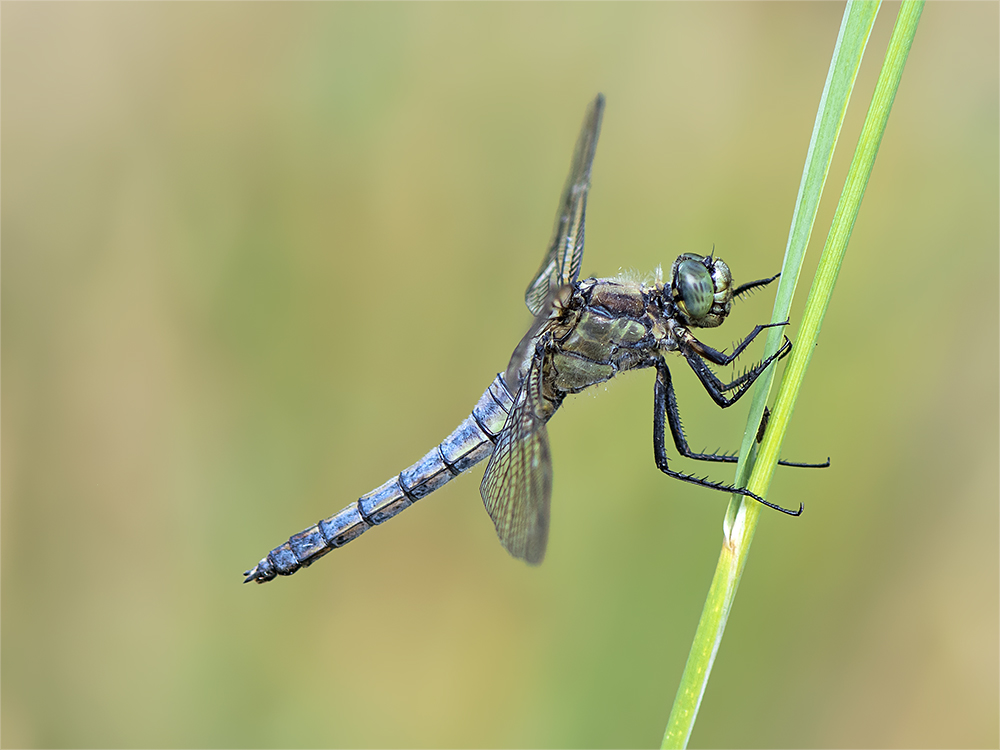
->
{"left": 669, "top": 253, "right": 733, "bottom": 328}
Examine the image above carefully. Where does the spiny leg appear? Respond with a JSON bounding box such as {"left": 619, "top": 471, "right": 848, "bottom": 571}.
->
{"left": 657, "top": 361, "right": 827, "bottom": 469}
{"left": 683, "top": 335, "right": 791, "bottom": 408}
{"left": 754, "top": 406, "right": 831, "bottom": 468}
{"left": 732, "top": 273, "right": 780, "bottom": 299}
{"left": 652, "top": 362, "right": 802, "bottom": 516}
{"left": 657, "top": 361, "right": 739, "bottom": 463}
{"left": 689, "top": 320, "right": 789, "bottom": 366}
{"left": 686, "top": 329, "right": 830, "bottom": 465}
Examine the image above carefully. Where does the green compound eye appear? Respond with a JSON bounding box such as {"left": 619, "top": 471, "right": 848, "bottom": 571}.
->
{"left": 676, "top": 259, "right": 714, "bottom": 319}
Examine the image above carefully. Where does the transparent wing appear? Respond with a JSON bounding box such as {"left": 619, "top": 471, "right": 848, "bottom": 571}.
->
{"left": 503, "top": 287, "right": 562, "bottom": 394}
{"left": 525, "top": 94, "right": 605, "bottom": 317}
{"left": 480, "top": 353, "right": 553, "bottom": 565}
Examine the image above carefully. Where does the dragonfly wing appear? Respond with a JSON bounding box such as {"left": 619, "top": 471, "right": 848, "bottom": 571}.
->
{"left": 504, "top": 314, "right": 546, "bottom": 396}
{"left": 503, "top": 285, "right": 565, "bottom": 393}
{"left": 480, "top": 355, "right": 553, "bottom": 565}
{"left": 525, "top": 94, "right": 605, "bottom": 317}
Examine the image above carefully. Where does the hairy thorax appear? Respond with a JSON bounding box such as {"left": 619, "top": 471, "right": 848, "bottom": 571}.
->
{"left": 545, "top": 276, "right": 681, "bottom": 396}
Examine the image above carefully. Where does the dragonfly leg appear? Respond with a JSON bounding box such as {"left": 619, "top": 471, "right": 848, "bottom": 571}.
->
{"left": 651, "top": 362, "right": 803, "bottom": 516}
{"left": 679, "top": 349, "right": 829, "bottom": 468}
{"left": 754, "top": 404, "right": 831, "bottom": 468}
{"left": 653, "top": 360, "right": 825, "bottom": 466}
{"left": 683, "top": 335, "right": 791, "bottom": 408}
{"left": 690, "top": 320, "right": 789, "bottom": 366}
{"left": 732, "top": 272, "right": 780, "bottom": 299}
{"left": 656, "top": 361, "right": 737, "bottom": 464}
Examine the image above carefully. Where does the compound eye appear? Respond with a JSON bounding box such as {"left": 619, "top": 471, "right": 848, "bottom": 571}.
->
{"left": 676, "top": 259, "right": 714, "bottom": 319}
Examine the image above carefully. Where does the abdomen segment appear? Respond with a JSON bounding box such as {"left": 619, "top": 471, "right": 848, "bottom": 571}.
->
{"left": 243, "top": 375, "right": 514, "bottom": 583}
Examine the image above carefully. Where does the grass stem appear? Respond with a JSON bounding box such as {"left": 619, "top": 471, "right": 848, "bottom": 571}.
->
{"left": 661, "top": 2, "right": 924, "bottom": 745}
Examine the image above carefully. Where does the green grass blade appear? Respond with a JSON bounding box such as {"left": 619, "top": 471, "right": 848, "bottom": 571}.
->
{"left": 661, "top": 2, "right": 893, "bottom": 747}
{"left": 752, "top": 0, "right": 924, "bottom": 507}
{"left": 728, "top": 0, "right": 884, "bottom": 529}
{"left": 662, "top": 3, "right": 924, "bottom": 746}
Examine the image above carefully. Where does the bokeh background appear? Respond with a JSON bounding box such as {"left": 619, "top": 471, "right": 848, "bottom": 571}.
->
{"left": 3, "top": 3, "right": 997, "bottom": 748}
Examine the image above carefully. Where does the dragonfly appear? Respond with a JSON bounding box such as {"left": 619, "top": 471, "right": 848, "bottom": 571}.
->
{"left": 244, "top": 94, "right": 826, "bottom": 584}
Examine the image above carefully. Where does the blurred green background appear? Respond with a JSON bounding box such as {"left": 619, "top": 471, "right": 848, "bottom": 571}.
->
{"left": 3, "top": 3, "right": 997, "bottom": 748}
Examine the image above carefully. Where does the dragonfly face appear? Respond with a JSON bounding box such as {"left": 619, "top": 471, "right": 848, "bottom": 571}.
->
{"left": 243, "top": 94, "right": 826, "bottom": 583}
{"left": 670, "top": 254, "right": 734, "bottom": 327}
